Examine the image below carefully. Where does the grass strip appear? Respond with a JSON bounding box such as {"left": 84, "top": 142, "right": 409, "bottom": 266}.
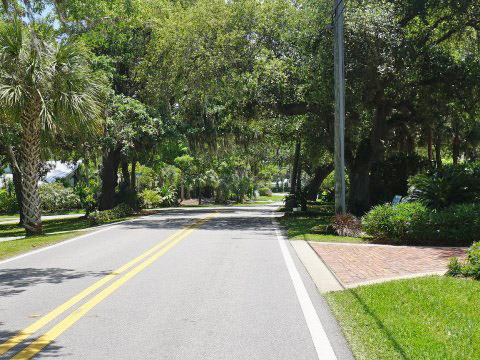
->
{"left": 0, "top": 232, "right": 88, "bottom": 260}
{"left": 279, "top": 216, "right": 364, "bottom": 243}
{"left": 325, "top": 276, "right": 480, "bottom": 360}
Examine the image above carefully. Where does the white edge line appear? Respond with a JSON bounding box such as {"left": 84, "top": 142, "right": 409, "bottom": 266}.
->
{"left": 272, "top": 214, "right": 337, "bottom": 360}
{"left": 0, "top": 216, "right": 151, "bottom": 266}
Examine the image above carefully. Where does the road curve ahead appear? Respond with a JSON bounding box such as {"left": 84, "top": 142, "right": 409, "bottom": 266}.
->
{"left": 0, "top": 206, "right": 352, "bottom": 360}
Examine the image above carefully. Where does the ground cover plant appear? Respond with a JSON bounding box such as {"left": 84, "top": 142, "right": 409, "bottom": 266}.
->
{"left": 447, "top": 242, "right": 480, "bottom": 280}
{"left": 325, "top": 276, "right": 480, "bottom": 360}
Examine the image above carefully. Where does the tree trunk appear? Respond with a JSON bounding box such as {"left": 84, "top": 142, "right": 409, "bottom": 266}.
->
{"left": 435, "top": 137, "right": 442, "bottom": 168}
{"left": 121, "top": 159, "right": 131, "bottom": 188}
{"left": 304, "top": 163, "right": 334, "bottom": 200}
{"left": 11, "top": 161, "right": 25, "bottom": 226}
{"left": 346, "top": 104, "right": 390, "bottom": 215}
{"left": 198, "top": 185, "right": 202, "bottom": 205}
{"left": 5, "top": 145, "right": 24, "bottom": 226}
{"left": 427, "top": 125, "right": 433, "bottom": 163}
{"left": 180, "top": 181, "right": 185, "bottom": 202}
{"left": 20, "top": 106, "right": 43, "bottom": 235}
{"left": 348, "top": 164, "right": 371, "bottom": 216}
{"left": 452, "top": 132, "right": 460, "bottom": 165}
{"left": 290, "top": 140, "right": 301, "bottom": 194}
{"left": 296, "top": 158, "right": 302, "bottom": 194}
{"left": 99, "top": 147, "right": 122, "bottom": 210}
{"left": 131, "top": 156, "right": 137, "bottom": 191}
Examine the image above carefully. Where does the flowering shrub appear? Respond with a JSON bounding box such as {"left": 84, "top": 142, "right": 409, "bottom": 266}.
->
{"left": 39, "top": 183, "right": 81, "bottom": 212}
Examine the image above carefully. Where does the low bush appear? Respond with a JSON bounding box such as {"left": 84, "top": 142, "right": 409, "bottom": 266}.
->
{"left": 0, "top": 188, "right": 18, "bottom": 214}
{"left": 157, "top": 185, "right": 178, "bottom": 207}
{"left": 362, "top": 202, "right": 429, "bottom": 244}
{"left": 362, "top": 202, "right": 480, "bottom": 246}
{"left": 140, "top": 186, "right": 177, "bottom": 209}
{"left": 88, "top": 204, "right": 135, "bottom": 226}
{"left": 447, "top": 242, "right": 480, "bottom": 280}
{"left": 140, "top": 189, "right": 162, "bottom": 209}
{"left": 40, "top": 183, "right": 81, "bottom": 212}
{"left": 258, "top": 187, "right": 273, "bottom": 197}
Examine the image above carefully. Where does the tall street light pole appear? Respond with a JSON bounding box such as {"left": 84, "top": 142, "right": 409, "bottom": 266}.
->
{"left": 334, "top": 0, "right": 346, "bottom": 214}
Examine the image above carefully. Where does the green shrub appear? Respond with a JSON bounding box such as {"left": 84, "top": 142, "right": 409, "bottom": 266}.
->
{"left": 362, "top": 202, "right": 429, "bottom": 244}
{"left": 140, "top": 189, "right": 162, "bottom": 209}
{"left": 0, "top": 188, "right": 18, "bottom": 214}
{"left": 428, "top": 203, "right": 480, "bottom": 245}
{"left": 40, "top": 183, "right": 81, "bottom": 212}
{"left": 140, "top": 186, "right": 177, "bottom": 209}
{"left": 446, "top": 257, "right": 463, "bottom": 277}
{"left": 157, "top": 185, "right": 178, "bottom": 207}
{"left": 408, "top": 163, "right": 480, "bottom": 209}
{"left": 74, "top": 185, "right": 97, "bottom": 215}
{"left": 363, "top": 202, "right": 480, "bottom": 246}
{"left": 88, "top": 204, "right": 134, "bottom": 226}
{"left": 447, "top": 242, "right": 480, "bottom": 280}
{"left": 258, "top": 187, "right": 272, "bottom": 196}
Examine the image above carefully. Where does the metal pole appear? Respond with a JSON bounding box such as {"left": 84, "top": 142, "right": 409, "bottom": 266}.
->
{"left": 334, "top": 0, "right": 346, "bottom": 214}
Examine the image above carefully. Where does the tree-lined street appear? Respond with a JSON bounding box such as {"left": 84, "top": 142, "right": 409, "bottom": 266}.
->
{"left": 0, "top": 206, "right": 352, "bottom": 359}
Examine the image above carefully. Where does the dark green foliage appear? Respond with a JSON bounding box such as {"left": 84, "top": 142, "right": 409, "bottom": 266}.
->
{"left": 0, "top": 188, "right": 19, "bottom": 214}
{"left": 74, "top": 184, "right": 97, "bottom": 215}
{"left": 363, "top": 202, "right": 480, "bottom": 246}
{"left": 447, "top": 242, "right": 480, "bottom": 280}
{"left": 408, "top": 163, "right": 480, "bottom": 209}
{"left": 370, "top": 154, "right": 428, "bottom": 204}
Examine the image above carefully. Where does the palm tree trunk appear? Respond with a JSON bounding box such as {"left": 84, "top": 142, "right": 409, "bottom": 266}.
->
{"left": 20, "top": 106, "right": 42, "bottom": 235}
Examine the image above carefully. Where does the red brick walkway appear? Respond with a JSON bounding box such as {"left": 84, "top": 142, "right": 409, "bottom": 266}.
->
{"left": 310, "top": 243, "right": 466, "bottom": 287}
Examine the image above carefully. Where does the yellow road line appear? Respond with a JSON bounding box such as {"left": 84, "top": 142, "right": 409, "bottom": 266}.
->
{"left": 11, "top": 213, "right": 217, "bottom": 360}
{"left": 0, "top": 214, "right": 211, "bottom": 357}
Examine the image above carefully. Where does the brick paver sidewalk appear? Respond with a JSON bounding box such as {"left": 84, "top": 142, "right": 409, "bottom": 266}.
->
{"left": 310, "top": 243, "right": 466, "bottom": 287}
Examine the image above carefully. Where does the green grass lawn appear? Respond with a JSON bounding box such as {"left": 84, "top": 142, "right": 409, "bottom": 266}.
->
{"left": 0, "top": 214, "right": 19, "bottom": 221}
{"left": 0, "top": 214, "right": 137, "bottom": 260}
{"left": 255, "top": 195, "right": 285, "bottom": 202}
{"left": 0, "top": 209, "right": 85, "bottom": 222}
{"left": 0, "top": 231, "right": 88, "bottom": 260}
{"left": 325, "top": 276, "right": 480, "bottom": 360}
{"left": 279, "top": 216, "right": 364, "bottom": 243}
{"left": 0, "top": 217, "right": 94, "bottom": 238}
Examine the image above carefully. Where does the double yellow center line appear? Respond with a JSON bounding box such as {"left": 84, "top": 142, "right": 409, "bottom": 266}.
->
{"left": 1, "top": 212, "right": 218, "bottom": 359}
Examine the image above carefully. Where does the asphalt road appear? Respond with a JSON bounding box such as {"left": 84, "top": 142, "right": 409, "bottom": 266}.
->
{"left": 0, "top": 206, "right": 353, "bottom": 359}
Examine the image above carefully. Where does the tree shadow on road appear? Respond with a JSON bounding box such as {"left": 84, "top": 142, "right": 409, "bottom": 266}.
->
{"left": 0, "top": 268, "right": 110, "bottom": 297}
{"left": 0, "top": 321, "right": 66, "bottom": 358}
{"left": 122, "top": 208, "right": 278, "bottom": 236}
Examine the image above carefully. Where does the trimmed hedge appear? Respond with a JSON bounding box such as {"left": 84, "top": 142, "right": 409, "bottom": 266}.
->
{"left": 88, "top": 204, "right": 135, "bottom": 226}
{"left": 362, "top": 202, "right": 480, "bottom": 246}
{"left": 258, "top": 187, "right": 273, "bottom": 196}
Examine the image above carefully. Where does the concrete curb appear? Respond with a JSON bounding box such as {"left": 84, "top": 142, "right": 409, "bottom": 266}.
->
{"left": 309, "top": 241, "right": 468, "bottom": 250}
{"left": 290, "top": 240, "right": 344, "bottom": 293}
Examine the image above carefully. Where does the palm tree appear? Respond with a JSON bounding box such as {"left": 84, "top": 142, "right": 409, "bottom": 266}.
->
{"left": 0, "top": 20, "right": 102, "bottom": 235}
